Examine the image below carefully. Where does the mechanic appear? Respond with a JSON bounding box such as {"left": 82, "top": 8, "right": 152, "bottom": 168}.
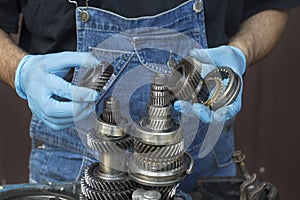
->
{"left": 0, "top": 0, "right": 299, "bottom": 193}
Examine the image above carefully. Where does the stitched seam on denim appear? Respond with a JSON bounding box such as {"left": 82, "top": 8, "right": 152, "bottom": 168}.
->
{"left": 97, "top": 53, "right": 134, "bottom": 99}
{"left": 31, "top": 133, "right": 92, "bottom": 157}
{"left": 39, "top": 150, "right": 50, "bottom": 181}
{"left": 75, "top": 156, "right": 86, "bottom": 180}
{"left": 88, "top": 46, "right": 133, "bottom": 54}
{"left": 212, "top": 149, "right": 234, "bottom": 168}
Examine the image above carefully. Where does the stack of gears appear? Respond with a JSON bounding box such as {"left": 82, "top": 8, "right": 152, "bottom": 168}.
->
{"left": 79, "top": 55, "right": 242, "bottom": 200}
{"left": 80, "top": 96, "right": 138, "bottom": 199}
{"left": 128, "top": 73, "right": 194, "bottom": 199}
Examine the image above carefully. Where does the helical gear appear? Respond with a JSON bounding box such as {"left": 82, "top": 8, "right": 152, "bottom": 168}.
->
{"left": 198, "top": 66, "right": 241, "bottom": 110}
{"left": 81, "top": 96, "right": 137, "bottom": 200}
{"left": 87, "top": 132, "right": 133, "bottom": 153}
{"left": 83, "top": 163, "right": 138, "bottom": 193}
{"left": 79, "top": 61, "right": 114, "bottom": 91}
{"left": 133, "top": 154, "right": 184, "bottom": 172}
{"left": 167, "top": 56, "right": 202, "bottom": 102}
{"left": 134, "top": 139, "right": 184, "bottom": 159}
{"left": 81, "top": 179, "right": 134, "bottom": 200}
{"left": 128, "top": 73, "right": 193, "bottom": 199}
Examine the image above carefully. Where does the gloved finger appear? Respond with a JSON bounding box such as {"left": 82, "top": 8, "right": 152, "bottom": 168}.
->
{"left": 73, "top": 102, "right": 96, "bottom": 122}
{"left": 45, "top": 97, "right": 96, "bottom": 118}
{"left": 40, "top": 102, "right": 95, "bottom": 125}
{"left": 174, "top": 100, "right": 212, "bottom": 123}
{"left": 191, "top": 103, "right": 211, "bottom": 123}
{"left": 30, "top": 108, "right": 74, "bottom": 130}
{"left": 190, "top": 48, "right": 214, "bottom": 65}
{"left": 174, "top": 100, "right": 197, "bottom": 118}
{"left": 224, "top": 90, "right": 242, "bottom": 120}
{"left": 46, "top": 74, "right": 100, "bottom": 102}
{"left": 44, "top": 52, "right": 99, "bottom": 72}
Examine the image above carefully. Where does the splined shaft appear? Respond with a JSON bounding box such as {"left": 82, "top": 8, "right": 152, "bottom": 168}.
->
{"left": 81, "top": 97, "right": 137, "bottom": 200}
{"left": 129, "top": 73, "right": 194, "bottom": 200}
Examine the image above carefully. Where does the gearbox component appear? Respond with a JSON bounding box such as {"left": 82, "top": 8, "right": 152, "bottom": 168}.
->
{"left": 129, "top": 73, "right": 194, "bottom": 200}
{"left": 79, "top": 61, "right": 114, "bottom": 91}
{"left": 167, "top": 56, "right": 241, "bottom": 111}
{"left": 198, "top": 66, "right": 241, "bottom": 111}
{"left": 132, "top": 188, "right": 161, "bottom": 200}
{"left": 167, "top": 56, "right": 203, "bottom": 102}
{"left": 80, "top": 97, "right": 137, "bottom": 200}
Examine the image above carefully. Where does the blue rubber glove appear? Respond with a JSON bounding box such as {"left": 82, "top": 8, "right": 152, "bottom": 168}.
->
{"left": 15, "top": 52, "right": 100, "bottom": 130}
{"left": 174, "top": 45, "right": 246, "bottom": 123}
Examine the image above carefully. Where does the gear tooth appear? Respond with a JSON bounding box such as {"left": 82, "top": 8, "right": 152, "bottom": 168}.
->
{"left": 82, "top": 163, "right": 139, "bottom": 198}
{"left": 168, "top": 56, "right": 203, "bottom": 101}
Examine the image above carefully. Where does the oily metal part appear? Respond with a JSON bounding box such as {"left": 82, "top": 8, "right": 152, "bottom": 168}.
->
{"left": 95, "top": 115, "right": 131, "bottom": 138}
{"left": 134, "top": 139, "right": 184, "bottom": 159}
{"left": 132, "top": 189, "right": 161, "bottom": 200}
{"left": 129, "top": 73, "right": 193, "bottom": 199}
{"left": 80, "top": 179, "right": 133, "bottom": 200}
{"left": 133, "top": 154, "right": 184, "bottom": 172}
{"left": 95, "top": 97, "right": 131, "bottom": 138}
{"left": 102, "top": 96, "right": 121, "bottom": 124}
{"left": 199, "top": 67, "right": 241, "bottom": 110}
{"left": 134, "top": 120, "right": 183, "bottom": 146}
{"left": 134, "top": 74, "right": 183, "bottom": 145}
{"left": 167, "top": 56, "right": 202, "bottom": 101}
{"left": 79, "top": 61, "right": 114, "bottom": 91}
{"left": 128, "top": 153, "right": 194, "bottom": 187}
{"left": 201, "top": 77, "right": 223, "bottom": 107}
{"left": 239, "top": 173, "right": 267, "bottom": 200}
{"left": 147, "top": 105, "right": 171, "bottom": 117}
{"left": 84, "top": 163, "right": 138, "bottom": 192}
{"left": 87, "top": 131, "right": 133, "bottom": 153}
{"left": 143, "top": 185, "right": 178, "bottom": 200}
{"left": 150, "top": 90, "right": 170, "bottom": 107}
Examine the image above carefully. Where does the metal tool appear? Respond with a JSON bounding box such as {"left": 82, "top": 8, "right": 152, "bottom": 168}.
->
{"left": 233, "top": 150, "right": 251, "bottom": 179}
{"left": 233, "top": 150, "right": 279, "bottom": 200}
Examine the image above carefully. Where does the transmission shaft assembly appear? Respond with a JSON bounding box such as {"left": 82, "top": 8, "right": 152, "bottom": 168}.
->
{"left": 128, "top": 74, "right": 194, "bottom": 199}
{"left": 80, "top": 97, "right": 137, "bottom": 200}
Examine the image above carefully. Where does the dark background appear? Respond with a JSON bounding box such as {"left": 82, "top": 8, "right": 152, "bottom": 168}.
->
{"left": 0, "top": 7, "right": 300, "bottom": 200}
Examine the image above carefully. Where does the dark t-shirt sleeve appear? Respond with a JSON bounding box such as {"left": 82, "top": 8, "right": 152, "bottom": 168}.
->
{"left": 0, "top": 0, "right": 21, "bottom": 33}
{"left": 243, "top": 0, "right": 300, "bottom": 20}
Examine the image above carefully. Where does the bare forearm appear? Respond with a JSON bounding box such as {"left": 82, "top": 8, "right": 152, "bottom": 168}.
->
{"left": 0, "top": 29, "right": 27, "bottom": 89}
{"left": 229, "top": 10, "right": 289, "bottom": 66}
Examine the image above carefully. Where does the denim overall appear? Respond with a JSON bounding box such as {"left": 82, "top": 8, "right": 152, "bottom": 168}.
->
{"left": 29, "top": 0, "right": 235, "bottom": 193}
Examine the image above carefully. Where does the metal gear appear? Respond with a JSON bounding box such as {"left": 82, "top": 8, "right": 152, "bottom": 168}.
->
{"left": 128, "top": 73, "right": 194, "bottom": 199}
{"left": 81, "top": 96, "right": 137, "bottom": 200}
{"left": 79, "top": 61, "right": 114, "bottom": 91}
{"left": 134, "top": 139, "right": 184, "bottom": 159}
{"left": 198, "top": 66, "right": 241, "bottom": 110}
{"left": 87, "top": 132, "right": 133, "bottom": 153}
{"left": 81, "top": 179, "right": 134, "bottom": 200}
{"left": 167, "top": 56, "right": 203, "bottom": 101}
{"left": 83, "top": 163, "right": 138, "bottom": 192}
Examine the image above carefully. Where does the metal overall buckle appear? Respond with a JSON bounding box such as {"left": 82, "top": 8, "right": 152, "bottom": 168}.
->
{"left": 68, "top": 0, "right": 90, "bottom": 22}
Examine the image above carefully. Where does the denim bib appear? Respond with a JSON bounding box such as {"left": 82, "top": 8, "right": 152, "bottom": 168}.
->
{"left": 29, "top": 0, "right": 235, "bottom": 192}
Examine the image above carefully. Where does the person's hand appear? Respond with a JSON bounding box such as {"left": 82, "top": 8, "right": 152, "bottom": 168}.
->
{"left": 15, "top": 52, "right": 100, "bottom": 130}
{"left": 174, "top": 45, "right": 246, "bottom": 123}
